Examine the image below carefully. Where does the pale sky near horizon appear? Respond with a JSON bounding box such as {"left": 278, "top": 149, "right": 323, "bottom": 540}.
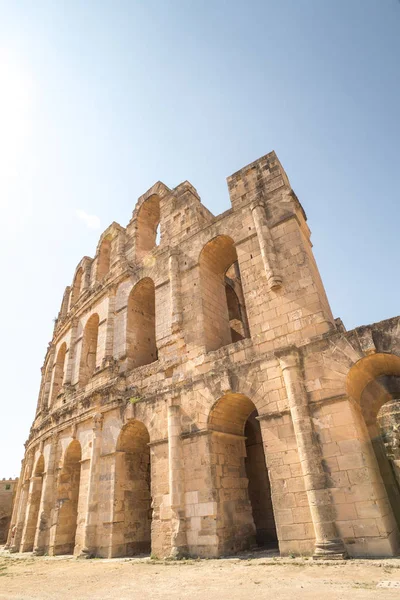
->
{"left": 0, "top": 0, "right": 399, "bottom": 477}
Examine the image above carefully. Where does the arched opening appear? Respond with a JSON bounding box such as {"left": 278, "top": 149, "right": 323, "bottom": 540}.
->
{"left": 50, "top": 343, "right": 67, "bottom": 405}
{"left": 208, "top": 393, "right": 277, "bottom": 555}
{"left": 347, "top": 354, "right": 400, "bottom": 540}
{"left": 70, "top": 268, "right": 83, "bottom": 306}
{"left": 199, "top": 236, "right": 249, "bottom": 352}
{"left": 126, "top": 278, "right": 157, "bottom": 368}
{"left": 54, "top": 440, "right": 82, "bottom": 555}
{"left": 79, "top": 314, "right": 99, "bottom": 386}
{"left": 112, "top": 420, "right": 152, "bottom": 557}
{"left": 96, "top": 238, "right": 111, "bottom": 281}
{"left": 136, "top": 195, "right": 161, "bottom": 259}
{"left": 21, "top": 455, "right": 45, "bottom": 552}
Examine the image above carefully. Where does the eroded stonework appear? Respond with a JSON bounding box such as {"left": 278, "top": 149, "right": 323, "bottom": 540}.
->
{"left": 0, "top": 479, "right": 17, "bottom": 544}
{"left": 8, "top": 152, "right": 400, "bottom": 558}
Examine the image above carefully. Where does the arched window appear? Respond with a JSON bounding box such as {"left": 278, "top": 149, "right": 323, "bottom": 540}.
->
{"left": 126, "top": 278, "right": 157, "bottom": 368}
{"left": 96, "top": 238, "right": 111, "bottom": 281}
{"left": 136, "top": 195, "right": 160, "bottom": 259}
{"left": 70, "top": 268, "right": 83, "bottom": 306}
{"left": 199, "top": 235, "right": 249, "bottom": 352}
{"left": 79, "top": 314, "right": 99, "bottom": 385}
{"left": 50, "top": 343, "right": 67, "bottom": 405}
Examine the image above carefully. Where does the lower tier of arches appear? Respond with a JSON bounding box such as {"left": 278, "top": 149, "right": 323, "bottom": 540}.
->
{"left": 8, "top": 387, "right": 400, "bottom": 560}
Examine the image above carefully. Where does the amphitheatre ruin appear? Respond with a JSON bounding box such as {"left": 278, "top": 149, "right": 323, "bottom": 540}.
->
{"left": 6, "top": 151, "right": 400, "bottom": 560}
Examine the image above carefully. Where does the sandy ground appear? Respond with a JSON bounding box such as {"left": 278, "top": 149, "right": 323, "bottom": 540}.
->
{"left": 1, "top": 548, "right": 400, "bottom": 600}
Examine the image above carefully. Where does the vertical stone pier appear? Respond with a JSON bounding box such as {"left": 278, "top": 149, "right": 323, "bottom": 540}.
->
{"left": 277, "top": 347, "right": 347, "bottom": 559}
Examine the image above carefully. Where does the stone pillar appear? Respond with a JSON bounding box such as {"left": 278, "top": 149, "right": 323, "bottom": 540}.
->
{"left": 103, "top": 289, "right": 116, "bottom": 364}
{"left": 41, "top": 347, "right": 55, "bottom": 411}
{"left": 251, "top": 201, "right": 282, "bottom": 290}
{"left": 5, "top": 459, "right": 25, "bottom": 549}
{"left": 60, "top": 287, "right": 71, "bottom": 320}
{"left": 64, "top": 319, "right": 78, "bottom": 385}
{"left": 169, "top": 250, "right": 183, "bottom": 333}
{"left": 34, "top": 436, "right": 58, "bottom": 555}
{"left": 20, "top": 476, "right": 43, "bottom": 552}
{"left": 35, "top": 376, "right": 45, "bottom": 418}
{"left": 79, "top": 413, "right": 103, "bottom": 557}
{"left": 277, "top": 347, "right": 347, "bottom": 559}
{"left": 116, "top": 230, "right": 126, "bottom": 259}
{"left": 82, "top": 262, "right": 91, "bottom": 292}
{"left": 10, "top": 475, "right": 30, "bottom": 552}
{"left": 107, "top": 450, "right": 126, "bottom": 558}
{"left": 167, "top": 404, "right": 187, "bottom": 557}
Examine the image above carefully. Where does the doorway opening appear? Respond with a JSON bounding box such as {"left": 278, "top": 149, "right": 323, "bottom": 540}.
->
{"left": 208, "top": 393, "right": 277, "bottom": 555}
{"left": 112, "top": 420, "right": 152, "bottom": 556}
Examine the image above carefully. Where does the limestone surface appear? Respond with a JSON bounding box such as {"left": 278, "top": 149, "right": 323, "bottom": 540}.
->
{"left": 7, "top": 152, "right": 400, "bottom": 559}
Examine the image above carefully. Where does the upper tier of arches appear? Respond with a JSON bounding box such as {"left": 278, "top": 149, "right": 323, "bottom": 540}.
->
{"left": 38, "top": 230, "right": 252, "bottom": 414}
{"left": 56, "top": 180, "right": 214, "bottom": 325}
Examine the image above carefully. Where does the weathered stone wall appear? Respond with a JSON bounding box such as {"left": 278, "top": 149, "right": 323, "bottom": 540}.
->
{"left": 8, "top": 151, "right": 400, "bottom": 559}
{"left": 0, "top": 479, "right": 18, "bottom": 543}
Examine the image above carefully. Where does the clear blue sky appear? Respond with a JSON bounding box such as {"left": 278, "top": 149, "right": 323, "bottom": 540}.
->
{"left": 0, "top": 0, "right": 399, "bottom": 477}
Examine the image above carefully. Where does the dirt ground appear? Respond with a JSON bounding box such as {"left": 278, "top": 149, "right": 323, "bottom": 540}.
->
{"left": 1, "top": 548, "right": 400, "bottom": 600}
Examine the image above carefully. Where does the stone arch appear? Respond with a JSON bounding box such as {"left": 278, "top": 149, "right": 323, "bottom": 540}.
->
{"left": 111, "top": 420, "right": 152, "bottom": 557}
{"left": 199, "top": 235, "right": 249, "bottom": 352}
{"left": 20, "top": 454, "right": 45, "bottom": 552}
{"left": 96, "top": 237, "right": 112, "bottom": 281}
{"left": 59, "top": 287, "right": 71, "bottom": 319}
{"left": 126, "top": 278, "right": 157, "bottom": 369}
{"left": 136, "top": 195, "right": 161, "bottom": 259}
{"left": 207, "top": 392, "right": 277, "bottom": 554}
{"left": 38, "top": 351, "right": 54, "bottom": 413}
{"left": 50, "top": 343, "right": 67, "bottom": 405}
{"left": 70, "top": 267, "right": 83, "bottom": 306}
{"left": 79, "top": 314, "right": 99, "bottom": 386}
{"left": 34, "top": 454, "right": 45, "bottom": 477}
{"left": 53, "top": 439, "right": 82, "bottom": 555}
{"left": 346, "top": 353, "right": 400, "bottom": 540}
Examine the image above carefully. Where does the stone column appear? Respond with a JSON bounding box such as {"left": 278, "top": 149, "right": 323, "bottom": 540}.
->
{"left": 103, "top": 289, "right": 116, "bottom": 365}
{"left": 79, "top": 413, "right": 103, "bottom": 557}
{"left": 60, "top": 287, "right": 71, "bottom": 320}
{"left": 10, "top": 471, "right": 31, "bottom": 553}
{"left": 107, "top": 450, "right": 126, "bottom": 558}
{"left": 81, "top": 262, "right": 91, "bottom": 292}
{"left": 5, "top": 459, "right": 25, "bottom": 549}
{"left": 20, "top": 476, "right": 43, "bottom": 552}
{"left": 116, "top": 230, "right": 126, "bottom": 259}
{"left": 169, "top": 250, "right": 183, "bottom": 333}
{"left": 41, "top": 346, "right": 55, "bottom": 411}
{"left": 34, "top": 436, "right": 58, "bottom": 555}
{"left": 251, "top": 201, "right": 282, "bottom": 290}
{"left": 64, "top": 319, "right": 78, "bottom": 385}
{"left": 167, "top": 403, "right": 187, "bottom": 557}
{"left": 277, "top": 347, "right": 346, "bottom": 559}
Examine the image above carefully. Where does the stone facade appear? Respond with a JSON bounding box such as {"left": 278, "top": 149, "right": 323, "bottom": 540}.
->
{"left": 7, "top": 151, "right": 400, "bottom": 559}
{"left": 0, "top": 479, "right": 18, "bottom": 544}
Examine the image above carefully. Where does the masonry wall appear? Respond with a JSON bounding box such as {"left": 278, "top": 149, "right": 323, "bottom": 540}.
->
{"left": 0, "top": 479, "right": 17, "bottom": 543}
{"left": 9, "top": 152, "right": 400, "bottom": 560}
